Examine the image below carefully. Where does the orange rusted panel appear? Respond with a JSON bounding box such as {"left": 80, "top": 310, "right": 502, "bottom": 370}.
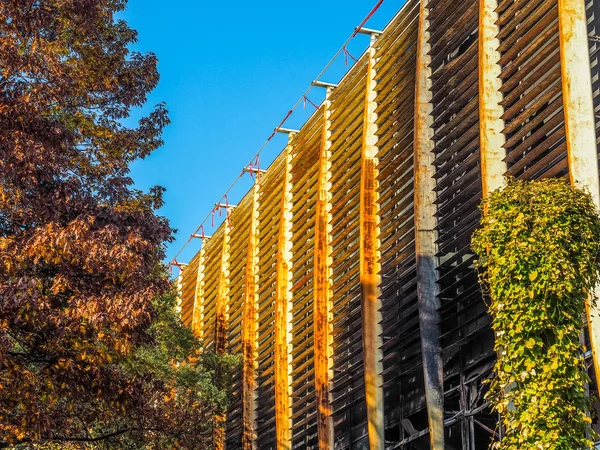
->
{"left": 274, "top": 142, "right": 294, "bottom": 450}
{"left": 359, "top": 37, "right": 384, "bottom": 450}
{"left": 191, "top": 243, "right": 207, "bottom": 340}
{"left": 242, "top": 184, "right": 260, "bottom": 450}
{"left": 559, "top": 0, "right": 600, "bottom": 394}
{"left": 414, "top": 1, "right": 444, "bottom": 448}
{"left": 214, "top": 226, "right": 230, "bottom": 450}
{"left": 215, "top": 226, "right": 230, "bottom": 355}
{"left": 479, "top": 0, "right": 507, "bottom": 200}
{"left": 313, "top": 89, "right": 334, "bottom": 450}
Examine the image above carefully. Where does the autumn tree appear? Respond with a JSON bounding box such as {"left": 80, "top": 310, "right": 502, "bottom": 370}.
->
{"left": 0, "top": 1, "right": 230, "bottom": 447}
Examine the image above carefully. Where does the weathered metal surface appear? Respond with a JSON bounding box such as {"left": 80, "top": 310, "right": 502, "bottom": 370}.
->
{"left": 274, "top": 140, "right": 294, "bottom": 450}
{"left": 479, "top": 0, "right": 507, "bottom": 198}
{"left": 214, "top": 226, "right": 230, "bottom": 450}
{"left": 191, "top": 245, "right": 207, "bottom": 339}
{"left": 413, "top": 1, "right": 444, "bottom": 448}
{"left": 360, "top": 36, "right": 384, "bottom": 450}
{"left": 179, "top": 251, "right": 201, "bottom": 329}
{"left": 254, "top": 151, "right": 288, "bottom": 450}
{"left": 288, "top": 108, "right": 323, "bottom": 449}
{"left": 313, "top": 90, "right": 334, "bottom": 450}
{"left": 374, "top": 0, "right": 422, "bottom": 445}
{"left": 499, "top": 0, "right": 567, "bottom": 179}
{"left": 199, "top": 226, "right": 226, "bottom": 351}
{"left": 241, "top": 185, "right": 260, "bottom": 450}
{"left": 328, "top": 56, "right": 370, "bottom": 449}
{"left": 215, "top": 227, "right": 230, "bottom": 356}
{"left": 222, "top": 190, "right": 255, "bottom": 448}
{"left": 559, "top": 0, "right": 600, "bottom": 392}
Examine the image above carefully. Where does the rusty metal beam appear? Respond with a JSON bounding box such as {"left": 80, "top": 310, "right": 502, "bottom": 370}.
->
{"left": 314, "top": 89, "right": 334, "bottom": 450}
{"left": 414, "top": 1, "right": 444, "bottom": 449}
{"left": 559, "top": 0, "right": 600, "bottom": 394}
{"left": 275, "top": 138, "right": 294, "bottom": 450}
{"left": 360, "top": 36, "right": 384, "bottom": 450}
{"left": 192, "top": 244, "right": 208, "bottom": 341}
{"left": 242, "top": 184, "right": 260, "bottom": 450}
{"left": 560, "top": 0, "right": 600, "bottom": 204}
{"left": 214, "top": 226, "right": 231, "bottom": 450}
{"left": 479, "top": 0, "right": 507, "bottom": 199}
{"left": 215, "top": 224, "right": 230, "bottom": 356}
{"left": 175, "top": 274, "right": 183, "bottom": 316}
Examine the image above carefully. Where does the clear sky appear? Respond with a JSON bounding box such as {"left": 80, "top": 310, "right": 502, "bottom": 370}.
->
{"left": 122, "top": 0, "right": 407, "bottom": 267}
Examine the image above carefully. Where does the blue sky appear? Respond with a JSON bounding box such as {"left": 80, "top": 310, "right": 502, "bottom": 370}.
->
{"left": 122, "top": 0, "right": 406, "bottom": 267}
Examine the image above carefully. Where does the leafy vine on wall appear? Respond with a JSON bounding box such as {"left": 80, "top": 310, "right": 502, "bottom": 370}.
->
{"left": 472, "top": 178, "right": 600, "bottom": 449}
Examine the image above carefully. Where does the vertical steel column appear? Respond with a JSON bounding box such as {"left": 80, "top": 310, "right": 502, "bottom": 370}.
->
{"left": 214, "top": 226, "right": 231, "bottom": 450}
{"left": 275, "top": 138, "right": 294, "bottom": 450}
{"left": 242, "top": 184, "right": 260, "bottom": 450}
{"left": 414, "top": 1, "right": 444, "bottom": 448}
{"left": 192, "top": 243, "right": 208, "bottom": 341}
{"left": 175, "top": 274, "right": 183, "bottom": 316}
{"left": 479, "top": 0, "right": 507, "bottom": 199}
{"left": 314, "top": 89, "right": 334, "bottom": 450}
{"left": 559, "top": 0, "right": 600, "bottom": 391}
{"left": 215, "top": 223, "right": 231, "bottom": 355}
{"left": 360, "top": 35, "right": 385, "bottom": 450}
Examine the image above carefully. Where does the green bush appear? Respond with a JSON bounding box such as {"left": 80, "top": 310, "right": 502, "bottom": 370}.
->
{"left": 472, "top": 178, "right": 600, "bottom": 450}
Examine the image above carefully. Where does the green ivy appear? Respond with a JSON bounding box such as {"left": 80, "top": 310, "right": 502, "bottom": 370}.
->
{"left": 471, "top": 178, "right": 600, "bottom": 450}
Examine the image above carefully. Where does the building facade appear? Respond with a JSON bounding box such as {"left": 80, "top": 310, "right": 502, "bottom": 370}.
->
{"left": 177, "top": 0, "right": 600, "bottom": 448}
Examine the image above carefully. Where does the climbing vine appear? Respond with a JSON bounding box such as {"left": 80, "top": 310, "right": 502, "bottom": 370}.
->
{"left": 472, "top": 178, "right": 600, "bottom": 450}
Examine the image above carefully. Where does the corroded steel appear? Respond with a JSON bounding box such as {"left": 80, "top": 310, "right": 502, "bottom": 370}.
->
{"left": 414, "top": 1, "right": 444, "bottom": 448}
{"left": 499, "top": 0, "right": 567, "bottom": 179}
{"left": 200, "top": 226, "right": 226, "bottom": 351}
{"left": 224, "top": 192, "right": 253, "bottom": 448}
{"left": 313, "top": 90, "right": 334, "bottom": 450}
{"left": 288, "top": 109, "right": 323, "bottom": 448}
{"left": 242, "top": 184, "right": 260, "bottom": 450}
{"left": 215, "top": 223, "right": 230, "bottom": 355}
{"left": 559, "top": 0, "right": 600, "bottom": 392}
{"left": 175, "top": 274, "right": 183, "bottom": 316}
{"left": 274, "top": 139, "right": 294, "bottom": 450}
{"left": 179, "top": 252, "right": 201, "bottom": 328}
{"left": 479, "top": 0, "right": 507, "bottom": 198}
{"left": 214, "top": 226, "right": 230, "bottom": 450}
{"left": 360, "top": 37, "right": 384, "bottom": 450}
{"left": 254, "top": 151, "right": 287, "bottom": 449}
{"left": 328, "top": 56, "right": 370, "bottom": 449}
{"left": 373, "top": 0, "right": 421, "bottom": 443}
{"left": 191, "top": 244, "right": 207, "bottom": 339}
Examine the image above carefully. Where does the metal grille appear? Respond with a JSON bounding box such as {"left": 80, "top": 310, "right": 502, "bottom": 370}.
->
{"left": 289, "top": 111, "right": 323, "bottom": 449}
{"left": 179, "top": 252, "right": 201, "bottom": 328}
{"left": 199, "top": 227, "right": 225, "bottom": 351}
{"left": 328, "top": 58, "right": 369, "bottom": 449}
{"left": 426, "top": 0, "right": 497, "bottom": 448}
{"left": 254, "top": 152, "right": 287, "bottom": 450}
{"left": 498, "top": 0, "right": 567, "bottom": 179}
{"left": 225, "top": 192, "right": 254, "bottom": 449}
{"left": 373, "top": 1, "right": 422, "bottom": 446}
